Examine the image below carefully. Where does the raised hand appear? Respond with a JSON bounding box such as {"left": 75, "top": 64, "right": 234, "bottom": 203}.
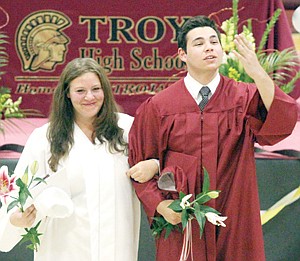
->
{"left": 232, "top": 33, "right": 264, "bottom": 79}
{"left": 232, "top": 33, "right": 274, "bottom": 110}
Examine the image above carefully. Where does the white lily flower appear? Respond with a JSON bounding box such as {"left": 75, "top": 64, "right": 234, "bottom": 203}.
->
{"left": 180, "top": 194, "right": 193, "bottom": 209}
{"left": 205, "top": 212, "right": 227, "bottom": 227}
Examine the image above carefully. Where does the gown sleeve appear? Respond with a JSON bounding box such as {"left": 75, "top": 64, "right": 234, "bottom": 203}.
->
{"left": 0, "top": 124, "right": 49, "bottom": 251}
{"left": 247, "top": 85, "right": 298, "bottom": 145}
{"left": 128, "top": 98, "right": 165, "bottom": 222}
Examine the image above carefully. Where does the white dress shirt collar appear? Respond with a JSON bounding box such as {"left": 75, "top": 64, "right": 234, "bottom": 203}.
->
{"left": 184, "top": 73, "right": 220, "bottom": 103}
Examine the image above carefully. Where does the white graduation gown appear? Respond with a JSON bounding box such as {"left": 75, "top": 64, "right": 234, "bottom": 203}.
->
{"left": 0, "top": 113, "right": 140, "bottom": 261}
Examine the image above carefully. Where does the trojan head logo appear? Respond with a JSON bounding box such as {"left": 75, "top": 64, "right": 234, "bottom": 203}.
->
{"left": 16, "top": 10, "right": 71, "bottom": 72}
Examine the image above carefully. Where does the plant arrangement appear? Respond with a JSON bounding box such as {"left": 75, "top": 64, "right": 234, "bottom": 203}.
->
{"left": 211, "top": 0, "right": 300, "bottom": 93}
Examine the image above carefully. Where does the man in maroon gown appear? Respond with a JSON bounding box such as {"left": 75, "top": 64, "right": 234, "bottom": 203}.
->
{"left": 128, "top": 16, "right": 298, "bottom": 261}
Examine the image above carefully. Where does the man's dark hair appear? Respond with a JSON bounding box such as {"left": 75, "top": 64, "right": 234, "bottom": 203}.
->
{"left": 177, "top": 15, "right": 221, "bottom": 51}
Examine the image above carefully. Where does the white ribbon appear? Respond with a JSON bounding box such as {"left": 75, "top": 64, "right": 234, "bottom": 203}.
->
{"left": 179, "top": 219, "right": 193, "bottom": 261}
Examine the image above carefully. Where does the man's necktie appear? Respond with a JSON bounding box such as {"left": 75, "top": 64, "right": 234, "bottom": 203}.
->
{"left": 198, "top": 86, "right": 211, "bottom": 111}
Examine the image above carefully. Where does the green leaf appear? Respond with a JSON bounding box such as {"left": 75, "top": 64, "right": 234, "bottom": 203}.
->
{"left": 195, "top": 194, "right": 211, "bottom": 205}
{"left": 232, "top": 0, "right": 239, "bottom": 36}
{"left": 34, "top": 220, "right": 42, "bottom": 229}
{"left": 164, "top": 223, "right": 173, "bottom": 239}
{"left": 18, "top": 180, "right": 32, "bottom": 199}
{"left": 195, "top": 192, "right": 204, "bottom": 198}
{"left": 168, "top": 200, "right": 182, "bottom": 212}
{"left": 18, "top": 190, "right": 29, "bottom": 209}
{"left": 179, "top": 191, "right": 186, "bottom": 201}
{"left": 186, "top": 207, "right": 194, "bottom": 216}
{"left": 150, "top": 216, "right": 180, "bottom": 239}
{"left": 16, "top": 178, "right": 26, "bottom": 190}
{"left": 257, "top": 48, "right": 300, "bottom": 93}
{"left": 26, "top": 244, "right": 35, "bottom": 250}
{"left": 20, "top": 220, "right": 42, "bottom": 251}
{"left": 200, "top": 205, "right": 220, "bottom": 215}
{"left": 19, "top": 234, "right": 31, "bottom": 244}
{"left": 257, "top": 8, "right": 282, "bottom": 51}
{"left": 23, "top": 184, "right": 31, "bottom": 196}
{"left": 194, "top": 202, "right": 206, "bottom": 238}
{"left": 152, "top": 216, "right": 166, "bottom": 225}
{"left": 281, "top": 70, "right": 300, "bottom": 93}
{"left": 33, "top": 177, "right": 47, "bottom": 184}
{"left": 7, "top": 200, "right": 19, "bottom": 212}
{"left": 202, "top": 167, "right": 210, "bottom": 193}
{"left": 181, "top": 209, "right": 189, "bottom": 229}
{"left": 151, "top": 216, "right": 167, "bottom": 238}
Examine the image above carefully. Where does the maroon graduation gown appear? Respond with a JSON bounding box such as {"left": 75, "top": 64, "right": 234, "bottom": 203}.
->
{"left": 128, "top": 75, "right": 298, "bottom": 261}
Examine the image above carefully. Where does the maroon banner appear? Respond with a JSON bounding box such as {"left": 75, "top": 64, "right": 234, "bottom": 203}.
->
{"left": 0, "top": 0, "right": 299, "bottom": 117}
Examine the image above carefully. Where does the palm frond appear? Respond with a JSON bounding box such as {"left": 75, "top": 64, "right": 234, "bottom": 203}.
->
{"left": 258, "top": 48, "right": 299, "bottom": 72}
{"left": 257, "top": 48, "right": 300, "bottom": 87}
{"left": 280, "top": 70, "right": 300, "bottom": 93}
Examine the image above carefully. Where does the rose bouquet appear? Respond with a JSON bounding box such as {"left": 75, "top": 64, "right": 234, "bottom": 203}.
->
{"left": 0, "top": 161, "right": 46, "bottom": 251}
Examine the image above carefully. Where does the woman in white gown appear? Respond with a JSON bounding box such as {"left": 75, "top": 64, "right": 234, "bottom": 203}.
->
{"left": 0, "top": 58, "right": 157, "bottom": 261}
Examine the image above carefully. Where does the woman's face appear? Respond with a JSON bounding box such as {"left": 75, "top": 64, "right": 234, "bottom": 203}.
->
{"left": 68, "top": 72, "right": 104, "bottom": 123}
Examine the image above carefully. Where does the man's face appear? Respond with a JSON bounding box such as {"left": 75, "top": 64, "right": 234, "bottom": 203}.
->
{"left": 179, "top": 26, "right": 223, "bottom": 76}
